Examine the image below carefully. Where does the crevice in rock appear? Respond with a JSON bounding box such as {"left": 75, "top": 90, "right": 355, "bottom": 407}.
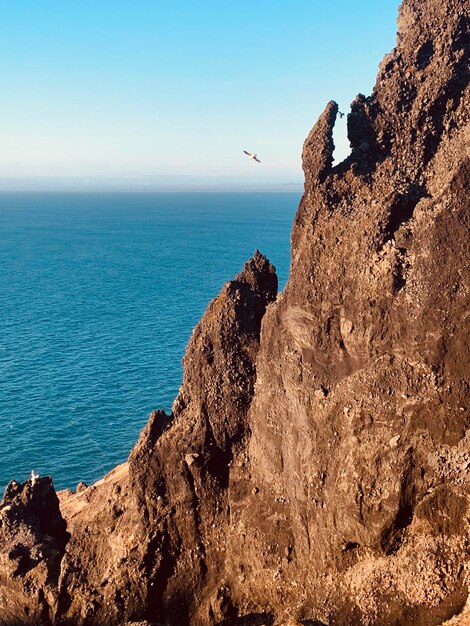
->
{"left": 416, "top": 40, "right": 434, "bottom": 69}
{"left": 392, "top": 248, "right": 409, "bottom": 294}
{"left": 183, "top": 455, "right": 203, "bottom": 535}
{"left": 142, "top": 525, "right": 181, "bottom": 624}
{"left": 383, "top": 185, "right": 427, "bottom": 240}
{"left": 380, "top": 451, "right": 416, "bottom": 555}
{"left": 38, "top": 588, "right": 53, "bottom": 626}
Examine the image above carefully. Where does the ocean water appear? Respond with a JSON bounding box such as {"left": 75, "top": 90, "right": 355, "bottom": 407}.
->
{"left": 0, "top": 192, "right": 299, "bottom": 492}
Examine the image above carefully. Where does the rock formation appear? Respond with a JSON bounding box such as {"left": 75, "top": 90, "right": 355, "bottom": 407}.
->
{"left": 0, "top": 477, "right": 69, "bottom": 624}
{"left": 0, "top": 0, "right": 468, "bottom": 624}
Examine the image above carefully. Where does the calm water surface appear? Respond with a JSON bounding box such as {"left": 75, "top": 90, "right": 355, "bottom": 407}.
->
{"left": 0, "top": 192, "right": 299, "bottom": 491}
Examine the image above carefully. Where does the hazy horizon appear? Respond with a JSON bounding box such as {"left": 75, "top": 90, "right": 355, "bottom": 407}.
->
{"left": 0, "top": 184, "right": 304, "bottom": 193}
{"left": 0, "top": 175, "right": 304, "bottom": 193}
{"left": 0, "top": 1, "right": 400, "bottom": 192}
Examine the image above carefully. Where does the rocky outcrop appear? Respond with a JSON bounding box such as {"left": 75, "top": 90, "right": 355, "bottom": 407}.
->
{"left": 239, "top": 1, "right": 470, "bottom": 622}
{"left": 0, "top": 477, "right": 69, "bottom": 625}
{"left": 34, "top": 250, "right": 276, "bottom": 626}
{"left": 0, "top": 0, "right": 468, "bottom": 624}
{"left": 126, "top": 250, "right": 277, "bottom": 625}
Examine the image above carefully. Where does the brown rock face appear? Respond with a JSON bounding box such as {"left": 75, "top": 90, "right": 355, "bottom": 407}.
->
{"left": 0, "top": 0, "right": 468, "bottom": 624}
{"left": 127, "top": 250, "right": 278, "bottom": 625}
{"left": 237, "top": 1, "right": 469, "bottom": 621}
{"left": 0, "top": 477, "right": 69, "bottom": 625}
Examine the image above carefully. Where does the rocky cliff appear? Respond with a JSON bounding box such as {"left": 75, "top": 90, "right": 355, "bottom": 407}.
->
{"left": 1, "top": 0, "right": 469, "bottom": 624}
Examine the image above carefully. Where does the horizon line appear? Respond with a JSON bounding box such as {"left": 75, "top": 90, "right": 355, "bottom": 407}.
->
{"left": 0, "top": 185, "right": 304, "bottom": 194}
{"left": 0, "top": 188, "right": 304, "bottom": 194}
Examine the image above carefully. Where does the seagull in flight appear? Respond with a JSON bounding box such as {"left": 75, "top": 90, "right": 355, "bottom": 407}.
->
{"left": 243, "top": 150, "right": 261, "bottom": 163}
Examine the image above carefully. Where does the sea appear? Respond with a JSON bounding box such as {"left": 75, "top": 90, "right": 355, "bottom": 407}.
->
{"left": 0, "top": 192, "right": 299, "bottom": 493}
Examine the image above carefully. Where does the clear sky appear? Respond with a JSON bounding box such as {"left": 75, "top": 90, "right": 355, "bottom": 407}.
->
{"left": 0, "top": 1, "right": 400, "bottom": 191}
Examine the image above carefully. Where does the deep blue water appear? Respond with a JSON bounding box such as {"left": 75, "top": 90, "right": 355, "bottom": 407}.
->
{"left": 0, "top": 192, "right": 299, "bottom": 492}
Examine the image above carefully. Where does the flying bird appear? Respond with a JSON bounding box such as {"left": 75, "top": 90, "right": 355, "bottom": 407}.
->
{"left": 338, "top": 111, "right": 345, "bottom": 119}
{"left": 243, "top": 150, "right": 261, "bottom": 163}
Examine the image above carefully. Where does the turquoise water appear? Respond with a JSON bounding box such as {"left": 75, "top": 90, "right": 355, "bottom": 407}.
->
{"left": 0, "top": 192, "right": 299, "bottom": 492}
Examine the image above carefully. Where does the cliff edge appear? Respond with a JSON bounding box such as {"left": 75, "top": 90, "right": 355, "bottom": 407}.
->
{"left": 0, "top": 0, "right": 468, "bottom": 624}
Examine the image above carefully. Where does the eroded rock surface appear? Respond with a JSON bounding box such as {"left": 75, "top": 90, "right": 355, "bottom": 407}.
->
{"left": 0, "top": 477, "right": 69, "bottom": 625}
{"left": 0, "top": 0, "right": 468, "bottom": 624}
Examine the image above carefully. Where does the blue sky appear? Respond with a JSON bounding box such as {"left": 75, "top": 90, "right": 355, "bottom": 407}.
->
{"left": 0, "top": 1, "right": 400, "bottom": 190}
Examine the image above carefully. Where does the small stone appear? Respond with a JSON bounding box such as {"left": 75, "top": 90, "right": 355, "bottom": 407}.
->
{"left": 185, "top": 453, "right": 199, "bottom": 467}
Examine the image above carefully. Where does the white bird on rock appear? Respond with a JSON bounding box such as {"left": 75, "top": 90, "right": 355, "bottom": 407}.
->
{"left": 243, "top": 150, "right": 261, "bottom": 163}
{"left": 30, "top": 470, "right": 39, "bottom": 486}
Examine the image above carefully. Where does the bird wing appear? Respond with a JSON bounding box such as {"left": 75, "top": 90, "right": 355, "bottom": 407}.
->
{"left": 253, "top": 156, "right": 261, "bottom": 163}
{"left": 243, "top": 150, "right": 253, "bottom": 156}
